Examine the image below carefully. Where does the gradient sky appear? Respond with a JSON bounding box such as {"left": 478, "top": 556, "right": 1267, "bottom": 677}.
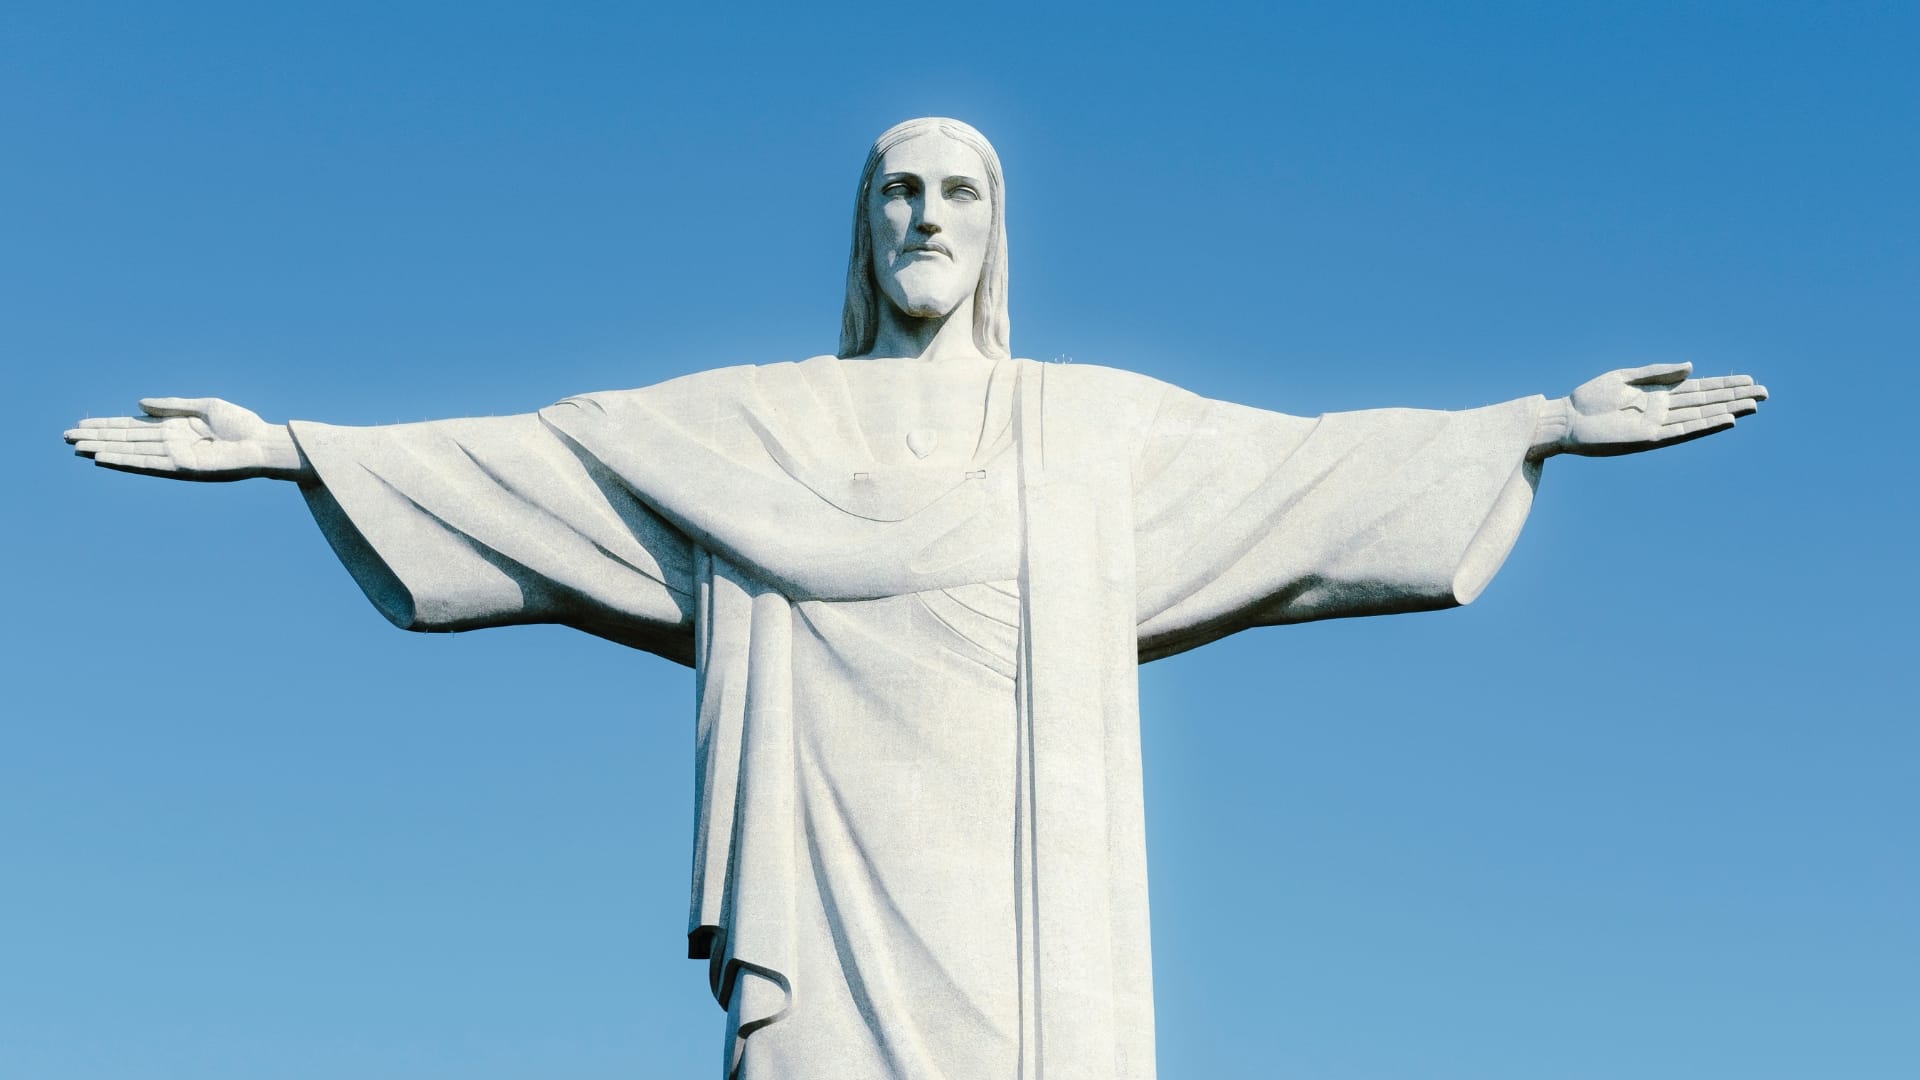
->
{"left": 5, "top": 3, "right": 1915, "bottom": 1077}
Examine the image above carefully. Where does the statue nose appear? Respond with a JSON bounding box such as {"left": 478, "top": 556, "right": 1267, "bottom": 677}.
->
{"left": 916, "top": 219, "right": 941, "bottom": 235}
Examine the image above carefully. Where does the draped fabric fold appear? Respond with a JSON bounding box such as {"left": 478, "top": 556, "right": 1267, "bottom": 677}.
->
{"left": 288, "top": 356, "right": 1545, "bottom": 1079}
{"left": 1013, "top": 360, "right": 1155, "bottom": 1079}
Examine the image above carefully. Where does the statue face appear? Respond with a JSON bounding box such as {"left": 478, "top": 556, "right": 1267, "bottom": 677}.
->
{"left": 867, "top": 133, "right": 992, "bottom": 321}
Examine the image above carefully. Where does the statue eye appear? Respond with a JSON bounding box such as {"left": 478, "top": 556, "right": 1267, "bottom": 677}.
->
{"left": 949, "top": 184, "right": 980, "bottom": 201}
{"left": 880, "top": 180, "right": 914, "bottom": 198}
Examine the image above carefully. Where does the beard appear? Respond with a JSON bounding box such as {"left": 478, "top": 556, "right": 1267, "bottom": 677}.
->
{"left": 879, "top": 258, "right": 976, "bottom": 320}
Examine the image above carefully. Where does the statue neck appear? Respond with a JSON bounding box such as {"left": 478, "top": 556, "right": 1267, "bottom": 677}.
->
{"left": 865, "top": 295, "right": 985, "bottom": 364}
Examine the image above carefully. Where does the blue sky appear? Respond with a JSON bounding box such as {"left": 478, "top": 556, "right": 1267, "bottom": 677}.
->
{"left": 5, "top": 2, "right": 1914, "bottom": 1077}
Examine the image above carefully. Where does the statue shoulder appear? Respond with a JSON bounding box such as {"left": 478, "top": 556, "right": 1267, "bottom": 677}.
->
{"left": 1039, "top": 360, "right": 1178, "bottom": 394}
{"left": 1025, "top": 359, "right": 1194, "bottom": 426}
{"left": 543, "top": 357, "right": 830, "bottom": 423}
{"left": 1004, "top": 360, "right": 1206, "bottom": 459}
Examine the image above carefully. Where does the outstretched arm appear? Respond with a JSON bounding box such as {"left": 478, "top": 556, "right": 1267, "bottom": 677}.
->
{"left": 1529, "top": 362, "right": 1768, "bottom": 459}
{"left": 67, "top": 399, "right": 697, "bottom": 658}
{"left": 65, "top": 397, "right": 317, "bottom": 482}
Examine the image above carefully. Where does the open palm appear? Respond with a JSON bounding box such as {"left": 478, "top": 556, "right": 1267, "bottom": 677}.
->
{"left": 1563, "top": 362, "right": 1767, "bottom": 457}
{"left": 65, "top": 397, "right": 305, "bottom": 481}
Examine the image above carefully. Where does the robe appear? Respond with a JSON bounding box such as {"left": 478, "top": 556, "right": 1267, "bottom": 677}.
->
{"left": 289, "top": 356, "right": 1546, "bottom": 1080}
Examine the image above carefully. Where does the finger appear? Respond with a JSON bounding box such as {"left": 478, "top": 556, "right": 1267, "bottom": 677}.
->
{"left": 1664, "top": 400, "right": 1759, "bottom": 425}
{"left": 94, "top": 451, "right": 182, "bottom": 474}
{"left": 71, "top": 439, "right": 172, "bottom": 458}
{"left": 68, "top": 415, "right": 168, "bottom": 434}
{"left": 1621, "top": 361, "right": 1692, "bottom": 386}
{"left": 1684, "top": 413, "right": 1736, "bottom": 434}
{"left": 63, "top": 424, "right": 172, "bottom": 444}
{"left": 1668, "top": 384, "right": 1766, "bottom": 409}
{"left": 140, "top": 397, "right": 217, "bottom": 418}
{"left": 1667, "top": 391, "right": 1764, "bottom": 413}
{"left": 1671, "top": 373, "right": 1755, "bottom": 394}
{"left": 1657, "top": 415, "right": 1737, "bottom": 445}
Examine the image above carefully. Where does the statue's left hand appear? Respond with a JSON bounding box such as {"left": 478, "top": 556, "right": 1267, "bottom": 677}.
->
{"left": 65, "top": 397, "right": 313, "bottom": 482}
{"left": 1553, "top": 362, "right": 1767, "bottom": 457}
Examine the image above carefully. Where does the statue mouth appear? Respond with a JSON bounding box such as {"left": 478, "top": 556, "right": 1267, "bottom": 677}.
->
{"left": 902, "top": 241, "right": 951, "bottom": 258}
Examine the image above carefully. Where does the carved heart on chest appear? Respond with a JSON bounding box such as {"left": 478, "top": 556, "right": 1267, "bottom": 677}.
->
{"left": 906, "top": 428, "right": 937, "bottom": 459}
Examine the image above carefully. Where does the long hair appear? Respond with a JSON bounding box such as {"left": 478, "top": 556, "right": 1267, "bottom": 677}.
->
{"left": 837, "top": 117, "right": 1010, "bottom": 359}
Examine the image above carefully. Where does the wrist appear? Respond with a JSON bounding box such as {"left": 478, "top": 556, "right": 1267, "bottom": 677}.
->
{"left": 1529, "top": 397, "right": 1572, "bottom": 460}
{"left": 259, "top": 423, "right": 316, "bottom": 482}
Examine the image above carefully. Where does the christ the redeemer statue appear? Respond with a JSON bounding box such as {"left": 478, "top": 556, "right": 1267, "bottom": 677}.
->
{"left": 66, "top": 118, "right": 1766, "bottom": 1080}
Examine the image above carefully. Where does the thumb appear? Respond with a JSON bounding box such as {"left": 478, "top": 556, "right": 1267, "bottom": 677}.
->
{"left": 140, "top": 396, "right": 220, "bottom": 418}
{"left": 1619, "top": 362, "right": 1691, "bottom": 387}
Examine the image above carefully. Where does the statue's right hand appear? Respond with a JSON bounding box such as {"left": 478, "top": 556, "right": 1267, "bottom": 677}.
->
{"left": 65, "top": 397, "right": 311, "bottom": 482}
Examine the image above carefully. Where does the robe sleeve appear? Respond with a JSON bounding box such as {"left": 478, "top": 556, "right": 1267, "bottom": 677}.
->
{"left": 288, "top": 412, "right": 698, "bottom": 666}
{"left": 1131, "top": 385, "right": 1547, "bottom": 662}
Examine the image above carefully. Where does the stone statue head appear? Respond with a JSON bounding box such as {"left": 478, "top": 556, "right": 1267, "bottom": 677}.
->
{"left": 838, "top": 117, "right": 1010, "bottom": 359}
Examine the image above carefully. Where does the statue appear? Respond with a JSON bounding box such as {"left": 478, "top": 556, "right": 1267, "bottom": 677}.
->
{"left": 65, "top": 117, "right": 1766, "bottom": 1080}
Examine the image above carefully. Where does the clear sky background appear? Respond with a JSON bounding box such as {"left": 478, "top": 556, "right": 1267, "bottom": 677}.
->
{"left": 4, "top": 2, "right": 1914, "bottom": 1077}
